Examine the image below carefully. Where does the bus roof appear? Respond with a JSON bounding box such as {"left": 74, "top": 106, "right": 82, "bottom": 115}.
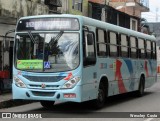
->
{"left": 19, "top": 14, "right": 156, "bottom": 41}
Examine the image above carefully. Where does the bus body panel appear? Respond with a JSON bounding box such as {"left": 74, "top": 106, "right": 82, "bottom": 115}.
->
{"left": 12, "top": 14, "right": 157, "bottom": 103}
{"left": 12, "top": 65, "right": 83, "bottom": 102}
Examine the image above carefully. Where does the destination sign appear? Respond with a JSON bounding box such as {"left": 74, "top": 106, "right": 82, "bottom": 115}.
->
{"left": 17, "top": 18, "right": 79, "bottom": 31}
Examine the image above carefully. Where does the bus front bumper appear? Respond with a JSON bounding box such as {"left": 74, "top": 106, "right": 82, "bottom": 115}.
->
{"left": 12, "top": 84, "right": 82, "bottom": 102}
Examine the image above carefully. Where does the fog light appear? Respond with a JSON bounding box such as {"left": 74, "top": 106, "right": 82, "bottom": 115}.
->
{"left": 63, "top": 93, "right": 76, "bottom": 98}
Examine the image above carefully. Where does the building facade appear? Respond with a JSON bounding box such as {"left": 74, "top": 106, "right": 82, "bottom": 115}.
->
{"left": 109, "top": 0, "right": 149, "bottom": 17}
{"left": 88, "top": 0, "right": 142, "bottom": 31}
{"left": 109, "top": 0, "right": 149, "bottom": 31}
{"left": 0, "top": 0, "right": 49, "bottom": 79}
{"left": 60, "top": 0, "right": 88, "bottom": 16}
{"left": 0, "top": 0, "right": 150, "bottom": 79}
{"left": 147, "top": 22, "right": 160, "bottom": 74}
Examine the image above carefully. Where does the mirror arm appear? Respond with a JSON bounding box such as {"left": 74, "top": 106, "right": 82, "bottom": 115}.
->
{"left": 2, "top": 29, "right": 15, "bottom": 71}
{"left": 3, "top": 29, "right": 15, "bottom": 48}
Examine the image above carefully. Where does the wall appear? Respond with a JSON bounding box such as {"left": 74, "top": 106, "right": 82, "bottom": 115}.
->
{"left": 0, "top": 0, "right": 49, "bottom": 71}
{"left": 60, "top": 0, "right": 88, "bottom": 16}
{"left": 0, "top": 0, "right": 48, "bottom": 19}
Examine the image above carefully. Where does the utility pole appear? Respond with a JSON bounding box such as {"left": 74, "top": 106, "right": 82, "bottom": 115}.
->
{"left": 101, "top": 0, "right": 107, "bottom": 22}
{"left": 156, "top": 8, "right": 159, "bottom": 22}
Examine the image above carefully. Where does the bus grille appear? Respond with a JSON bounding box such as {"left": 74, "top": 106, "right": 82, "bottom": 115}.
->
{"left": 32, "top": 91, "right": 55, "bottom": 97}
{"left": 23, "top": 75, "right": 65, "bottom": 82}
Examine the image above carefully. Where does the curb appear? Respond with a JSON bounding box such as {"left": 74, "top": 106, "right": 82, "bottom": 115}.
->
{"left": 0, "top": 100, "right": 33, "bottom": 109}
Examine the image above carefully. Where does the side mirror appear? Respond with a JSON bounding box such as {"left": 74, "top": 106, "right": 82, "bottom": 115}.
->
{"left": 87, "top": 34, "right": 93, "bottom": 45}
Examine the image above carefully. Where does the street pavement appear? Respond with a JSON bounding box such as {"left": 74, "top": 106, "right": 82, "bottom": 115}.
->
{"left": 1, "top": 77, "right": 160, "bottom": 109}
{"left": 0, "top": 77, "right": 160, "bottom": 121}
{"left": 0, "top": 93, "right": 11, "bottom": 103}
{"left": 0, "top": 92, "right": 33, "bottom": 109}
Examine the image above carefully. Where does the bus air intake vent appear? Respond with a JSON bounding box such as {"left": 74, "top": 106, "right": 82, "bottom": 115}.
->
{"left": 23, "top": 75, "right": 65, "bottom": 82}
{"left": 32, "top": 91, "right": 55, "bottom": 97}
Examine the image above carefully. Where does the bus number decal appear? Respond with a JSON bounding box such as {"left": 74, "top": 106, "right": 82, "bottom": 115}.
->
{"left": 100, "top": 63, "right": 107, "bottom": 69}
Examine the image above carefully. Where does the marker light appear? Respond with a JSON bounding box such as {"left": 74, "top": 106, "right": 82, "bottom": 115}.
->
{"left": 14, "top": 76, "right": 26, "bottom": 88}
{"left": 61, "top": 77, "right": 80, "bottom": 89}
{"left": 64, "top": 93, "right": 76, "bottom": 98}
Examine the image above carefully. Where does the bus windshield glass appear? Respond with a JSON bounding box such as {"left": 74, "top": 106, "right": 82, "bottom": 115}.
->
{"left": 15, "top": 32, "right": 79, "bottom": 72}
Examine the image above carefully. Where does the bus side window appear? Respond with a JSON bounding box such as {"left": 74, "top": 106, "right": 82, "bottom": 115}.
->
{"left": 96, "top": 28, "right": 107, "bottom": 57}
{"left": 152, "top": 41, "right": 157, "bottom": 59}
{"left": 83, "top": 31, "right": 96, "bottom": 66}
{"left": 146, "top": 40, "right": 151, "bottom": 59}
{"left": 130, "top": 36, "right": 137, "bottom": 59}
{"left": 120, "top": 34, "right": 129, "bottom": 58}
{"left": 138, "top": 38, "right": 145, "bottom": 59}
{"left": 109, "top": 31, "right": 118, "bottom": 57}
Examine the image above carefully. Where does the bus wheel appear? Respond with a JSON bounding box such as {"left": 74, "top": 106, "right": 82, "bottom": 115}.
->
{"left": 40, "top": 101, "right": 55, "bottom": 109}
{"left": 92, "top": 82, "right": 106, "bottom": 109}
{"left": 136, "top": 76, "right": 145, "bottom": 97}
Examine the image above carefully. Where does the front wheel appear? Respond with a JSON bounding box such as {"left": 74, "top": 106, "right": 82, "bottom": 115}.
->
{"left": 91, "top": 82, "right": 106, "bottom": 109}
{"left": 40, "top": 101, "right": 55, "bottom": 109}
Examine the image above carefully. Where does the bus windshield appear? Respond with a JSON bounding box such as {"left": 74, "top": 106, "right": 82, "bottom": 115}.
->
{"left": 15, "top": 32, "right": 79, "bottom": 72}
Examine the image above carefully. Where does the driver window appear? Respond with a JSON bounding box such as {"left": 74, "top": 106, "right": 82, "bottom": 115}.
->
{"left": 83, "top": 31, "right": 96, "bottom": 66}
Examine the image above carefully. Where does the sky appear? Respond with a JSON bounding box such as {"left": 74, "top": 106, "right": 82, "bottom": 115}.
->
{"left": 142, "top": 0, "right": 160, "bottom": 22}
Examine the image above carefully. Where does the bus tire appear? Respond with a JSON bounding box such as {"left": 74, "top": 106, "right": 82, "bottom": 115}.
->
{"left": 91, "top": 81, "right": 106, "bottom": 109}
{"left": 40, "top": 101, "right": 55, "bottom": 109}
{"left": 136, "top": 76, "right": 145, "bottom": 97}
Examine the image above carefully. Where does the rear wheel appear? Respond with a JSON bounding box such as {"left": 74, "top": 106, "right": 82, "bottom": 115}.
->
{"left": 136, "top": 76, "right": 145, "bottom": 97}
{"left": 40, "top": 101, "right": 55, "bottom": 109}
{"left": 91, "top": 82, "right": 106, "bottom": 109}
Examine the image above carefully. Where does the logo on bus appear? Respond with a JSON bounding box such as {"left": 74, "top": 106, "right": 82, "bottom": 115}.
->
{"left": 41, "top": 84, "right": 46, "bottom": 89}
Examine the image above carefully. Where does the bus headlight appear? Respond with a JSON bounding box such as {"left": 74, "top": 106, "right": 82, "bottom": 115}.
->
{"left": 61, "top": 77, "right": 80, "bottom": 89}
{"left": 14, "top": 76, "right": 26, "bottom": 88}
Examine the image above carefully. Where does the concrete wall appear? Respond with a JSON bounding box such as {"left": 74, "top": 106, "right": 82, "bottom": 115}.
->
{"left": 0, "top": 0, "right": 48, "bottom": 19}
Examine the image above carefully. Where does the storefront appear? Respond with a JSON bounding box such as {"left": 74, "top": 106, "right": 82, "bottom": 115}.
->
{"left": 0, "top": 17, "right": 16, "bottom": 93}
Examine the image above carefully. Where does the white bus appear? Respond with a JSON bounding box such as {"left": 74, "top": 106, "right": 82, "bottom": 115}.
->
{"left": 12, "top": 14, "right": 157, "bottom": 109}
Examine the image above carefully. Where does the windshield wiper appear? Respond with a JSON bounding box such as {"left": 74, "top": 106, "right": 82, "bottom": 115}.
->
{"left": 49, "top": 31, "right": 64, "bottom": 46}
{"left": 28, "top": 31, "right": 36, "bottom": 44}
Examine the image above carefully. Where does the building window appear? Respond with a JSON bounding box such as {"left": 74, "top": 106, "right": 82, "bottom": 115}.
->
{"left": 130, "top": 18, "right": 137, "bottom": 31}
{"left": 72, "top": 0, "right": 83, "bottom": 12}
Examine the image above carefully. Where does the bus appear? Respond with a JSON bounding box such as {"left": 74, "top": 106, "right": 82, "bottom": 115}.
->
{"left": 12, "top": 14, "right": 157, "bottom": 109}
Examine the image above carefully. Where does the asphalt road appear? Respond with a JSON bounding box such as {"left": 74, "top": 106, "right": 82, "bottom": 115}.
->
{"left": 1, "top": 80, "right": 160, "bottom": 121}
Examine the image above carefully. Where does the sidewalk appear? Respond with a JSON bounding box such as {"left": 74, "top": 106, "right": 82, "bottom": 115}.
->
{"left": 0, "top": 92, "right": 33, "bottom": 109}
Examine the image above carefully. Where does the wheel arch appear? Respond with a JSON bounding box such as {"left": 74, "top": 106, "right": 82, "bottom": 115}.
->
{"left": 99, "top": 75, "right": 109, "bottom": 97}
{"left": 140, "top": 73, "right": 145, "bottom": 85}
